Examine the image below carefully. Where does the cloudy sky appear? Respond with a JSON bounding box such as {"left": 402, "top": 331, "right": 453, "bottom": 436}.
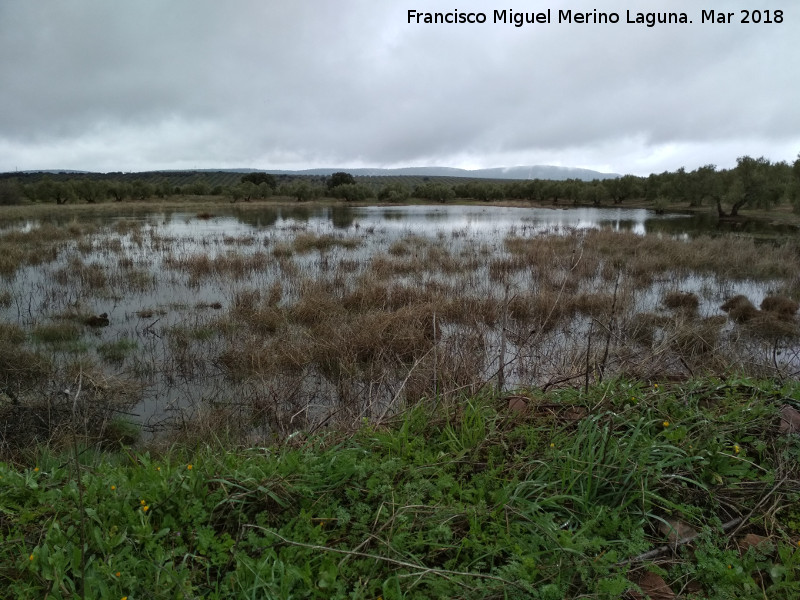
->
{"left": 1, "top": 1, "right": 797, "bottom": 176}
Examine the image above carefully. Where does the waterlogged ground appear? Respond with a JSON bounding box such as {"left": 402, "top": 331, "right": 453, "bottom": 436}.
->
{"left": 1, "top": 203, "right": 799, "bottom": 442}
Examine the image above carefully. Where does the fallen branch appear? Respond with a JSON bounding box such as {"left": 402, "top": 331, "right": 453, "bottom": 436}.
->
{"left": 620, "top": 517, "right": 743, "bottom": 565}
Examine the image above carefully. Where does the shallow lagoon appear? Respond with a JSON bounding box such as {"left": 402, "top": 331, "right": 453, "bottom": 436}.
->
{"left": 1, "top": 204, "right": 798, "bottom": 438}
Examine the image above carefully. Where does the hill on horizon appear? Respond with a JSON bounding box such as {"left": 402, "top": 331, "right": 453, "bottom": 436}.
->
{"left": 251, "top": 165, "right": 618, "bottom": 181}
{"left": 6, "top": 165, "right": 619, "bottom": 182}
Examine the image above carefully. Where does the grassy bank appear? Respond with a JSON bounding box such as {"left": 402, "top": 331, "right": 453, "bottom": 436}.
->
{"left": 2, "top": 378, "right": 799, "bottom": 599}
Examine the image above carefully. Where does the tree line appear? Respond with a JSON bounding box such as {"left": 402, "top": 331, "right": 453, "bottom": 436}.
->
{"left": 1, "top": 156, "right": 799, "bottom": 216}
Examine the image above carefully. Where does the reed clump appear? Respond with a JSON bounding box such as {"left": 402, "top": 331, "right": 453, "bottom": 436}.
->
{"left": 663, "top": 291, "right": 700, "bottom": 312}
{"left": 721, "top": 295, "right": 759, "bottom": 323}
{"left": 746, "top": 312, "right": 800, "bottom": 340}
{"left": 0, "top": 322, "right": 50, "bottom": 394}
{"left": 572, "top": 292, "right": 623, "bottom": 318}
{"left": 440, "top": 295, "right": 500, "bottom": 326}
{"left": 292, "top": 232, "right": 361, "bottom": 253}
{"left": 760, "top": 295, "right": 799, "bottom": 318}
{"left": 32, "top": 321, "right": 83, "bottom": 345}
{"left": 670, "top": 316, "right": 723, "bottom": 358}
{"left": 624, "top": 312, "right": 666, "bottom": 347}
{"left": 0, "top": 364, "right": 139, "bottom": 456}
{"left": 289, "top": 287, "right": 344, "bottom": 326}
{"left": 165, "top": 251, "right": 271, "bottom": 280}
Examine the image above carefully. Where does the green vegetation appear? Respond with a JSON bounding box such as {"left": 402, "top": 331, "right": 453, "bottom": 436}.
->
{"left": 1, "top": 193, "right": 800, "bottom": 597}
{"left": 3, "top": 153, "right": 800, "bottom": 222}
{"left": 97, "top": 337, "right": 138, "bottom": 364}
{"left": 1, "top": 379, "right": 799, "bottom": 598}
{"left": 31, "top": 322, "right": 84, "bottom": 346}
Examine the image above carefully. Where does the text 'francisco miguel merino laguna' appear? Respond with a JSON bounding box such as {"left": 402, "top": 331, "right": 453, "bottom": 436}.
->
{"left": 407, "top": 9, "right": 785, "bottom": 27}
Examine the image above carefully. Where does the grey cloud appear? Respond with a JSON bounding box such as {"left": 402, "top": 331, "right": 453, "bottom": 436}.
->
{"left": 0, "top": 0, "right": 798, "bottom": 175}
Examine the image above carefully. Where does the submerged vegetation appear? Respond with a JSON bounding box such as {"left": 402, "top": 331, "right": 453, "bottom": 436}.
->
{"left": 2, "top": 379, "right": 800, "bottom": 598}
{"left": 1, "top": 206, "right": 799, "bottom": 454}
{"left": 1, "top": 199, "right": 799, "bottom": 596}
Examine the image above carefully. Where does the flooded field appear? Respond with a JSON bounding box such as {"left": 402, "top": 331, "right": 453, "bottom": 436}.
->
{"left": 1, "top": 204, "right": 799, "bottom": 448}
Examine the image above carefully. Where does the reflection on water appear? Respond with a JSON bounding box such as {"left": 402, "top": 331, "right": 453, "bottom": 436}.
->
{"left": 4, "top": 204, "right": 797, "bottom": 239}
{"left": 1, "top": 203, "right": 797, "bottom": 437}
{"left": 151, "top": 205, "right": 800, "bottom": 239}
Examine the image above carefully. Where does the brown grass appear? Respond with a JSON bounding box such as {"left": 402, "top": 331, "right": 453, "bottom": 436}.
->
{"left": 292, "top": 232, "right": 361, "bottom": 253}
{"left": 721, "top": 295, "right": 759, "bottom": 323}
{"left": 624, "top": 312, "right": 666, "bottom": 347}
{"left": 4, "top": 209, "right": 800, "bottom": 439}
{"left": 670, "top": 317, "right": 723, "bottom": 357}
{"left": 165, "top": 251, "right": 271, "bottom": 280}
{"left": 760, "top": 295, "right": 799, "bottom": 318}
{"left": 746, "top": 313, "right": 800, "bottom": 340}
{"left": 663, "top": 291, "right": 700, "bottom": 312}
{"left": 1, "top": 364, "right": 139, "bottom": 458}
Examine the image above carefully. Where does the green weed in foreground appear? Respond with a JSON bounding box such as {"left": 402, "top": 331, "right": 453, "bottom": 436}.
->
{"left": 1, "top": 378, "right": 799, "bottom": 599}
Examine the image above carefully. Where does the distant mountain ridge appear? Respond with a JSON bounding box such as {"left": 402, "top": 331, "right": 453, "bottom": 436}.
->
{"left": 6, "top": 165, "right": 619, "bottom": 182}
{"left": 258, "top": 166, "right": 618, "bottom": 181}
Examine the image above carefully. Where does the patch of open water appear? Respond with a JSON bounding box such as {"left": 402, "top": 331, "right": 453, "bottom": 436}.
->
{"left": 1, "top": 205, "right": 797, "bottom": 435}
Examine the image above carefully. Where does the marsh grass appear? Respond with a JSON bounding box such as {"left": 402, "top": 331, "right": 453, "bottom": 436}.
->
{"left": 292, "top": 232, "right": 361, "bottom": 253}
{"left": 97, "top": 337, "right": 138, "bottom": 364}
{"left": 2, "top": 210, "right": 800, "bottom": 448}
{"left": 722, "top": 295, "right": 760, "bottom": 323}
{"left": 2, "top": 379, "right": 799, "bottom": 598}
{"left": 761, "top": 295, "right": 800, "bottom": 318}
{"left": 32, "top": 321, "right": 83, "bottom": 345}
{"left": 0, "top": 362, "right": 140, "bottom": 458}
{"left": 164, "top": 251, "right": 271, "bottom": 281}
{"left": 663, "top": 290, "right": 700, "bottom": 312}
{"left": 0, "top": 322, "right": 50, "bottom": 398}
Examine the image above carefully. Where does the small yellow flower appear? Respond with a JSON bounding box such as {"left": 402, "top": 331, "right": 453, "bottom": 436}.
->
{"left": 116, "top": 571, "right": 121, "bottom": 577}
{"left": 550, "top": 442, "right": 555, "bottom": 448}
{"left": 156, "top": 467, "right": 161, "bottom": 471}
{"left": 654, "top": 383, "right": 659, "bottom": 390}
{"left": 140, "top": 499, "right": 145, "bottom": 505}
{"left": 728, "top": 564, "right": 733, "bottom": 569}
{"left": 122, "top": 597, "right": 128, "bottom": 600}
{"left": 663, "top": 421, "right": 670, "bottom": 427}
{"left": 29, "top": 554, "right": 34, "bottom": 561}
{"left": 187, "top": 464, "right": 193, "bottom": 470}
{"left": 143, "top": 505, "right": 149, "bottom": 512}
{"left": 733, "top": 444, "right": 740, "bottom": 454}
{"left": 34, "top": 467, "right": 39, "bottom": 472}
{"left": 111, "top": 485, "right": 116, "bottom": 491}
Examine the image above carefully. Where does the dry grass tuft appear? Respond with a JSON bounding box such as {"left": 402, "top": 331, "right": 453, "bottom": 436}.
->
{"left": 760, "top": 295, "right": 799, "bottom": 318}
{"left": 293, "top": 233, "right": 361, "bottom": 253}
{"left": 0, "top": 322, "right": 50, "bottom": 396}
{"left": 0, "top": 366, "right": 140, "bottom": 457}
{"left": 290, "top": 286, "right": 344, "bottom": 326}
{"left": 32, "top": 321, "right": 83, "bottom": 344}
{"left": 624, "top": 313, "right": 663, "bottom": 347}
{"left": 663, "top": 291, "right": 700, "bottom": 312}
{"left": 721, "top": 295, "right": 758, "bottom": 323}
{"left": 746, "top": 313, "right": 800, "bottom": 340}
{"left": 670, "top": 316, "right": 723, "bottom": 357}
{"left": 572, "top": 292, "right": 620, "bottom": 318}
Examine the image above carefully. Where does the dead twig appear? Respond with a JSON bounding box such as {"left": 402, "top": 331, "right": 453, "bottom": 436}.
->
{"left": 620, "top": 517, "right": 743, "bottom": 565}
{"left": 248, "top": 525, "right": 527, "bottom": 591}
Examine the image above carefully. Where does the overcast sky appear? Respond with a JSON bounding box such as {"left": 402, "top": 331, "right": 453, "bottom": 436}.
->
{"left": 1, "top": 1, "right": 798, "bottom": 176}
